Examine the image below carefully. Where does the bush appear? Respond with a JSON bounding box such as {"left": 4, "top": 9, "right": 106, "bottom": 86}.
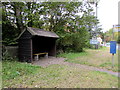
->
{"left": 117, "top": 36, "right": 120, "bottom": 43}
{"left": 56, "top": 29, "right": 89, "bottom": 53}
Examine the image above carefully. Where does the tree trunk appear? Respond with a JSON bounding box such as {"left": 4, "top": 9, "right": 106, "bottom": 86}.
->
{"left": 12, "top": 2, "right": 24, "bottom": 32}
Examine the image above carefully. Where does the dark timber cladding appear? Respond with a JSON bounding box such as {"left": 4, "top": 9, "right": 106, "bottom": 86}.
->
{"left": 18, "top": 27, "right": 59, "bottom": 63}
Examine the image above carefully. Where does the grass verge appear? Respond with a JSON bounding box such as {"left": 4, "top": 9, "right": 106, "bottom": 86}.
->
{"left": 2, "top": 61, "right": 118, "bottom": 88}
{"left": 58, "top": 47, "right": 118, "bottom": 72}
{"left": 2, "top": 60, "right": 41, "bottom": 80}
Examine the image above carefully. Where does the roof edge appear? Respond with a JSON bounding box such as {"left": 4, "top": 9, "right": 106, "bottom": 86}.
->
{"left": 27, "top": 27, "right": 36, "bottom": 35}
{"left": 16, "top": 27, "right": 59, "bottom": 39}
{"left": 16, "top": 27, "right": 35, "bottom": 39}
{"left": 16, "top": 28, "right": 26, "bottom": 40}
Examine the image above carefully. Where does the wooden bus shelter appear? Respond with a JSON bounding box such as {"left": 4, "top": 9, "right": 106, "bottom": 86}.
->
{"left": 18, "top": 27, "right": 59, "bottom": 63}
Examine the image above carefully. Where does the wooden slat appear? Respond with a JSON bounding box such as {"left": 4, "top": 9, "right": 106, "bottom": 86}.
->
{"left": 33, "top": 52, "right": 48, "bottom": 55}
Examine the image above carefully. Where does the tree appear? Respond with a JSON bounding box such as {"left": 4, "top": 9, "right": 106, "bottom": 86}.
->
{"left": 2, "top": 2, "right": 44, "bottom": 45}
{"left": 2, "top": 2, "right": 20, "bottom": 45}
{"left": 104, "top": 28, "right": 119, "bottom": 42}
{"left": 117, "top": 35, "right": 120, "bottom": 43}
{"left": 2, "top": 1, "right": 100, "bottom": 52}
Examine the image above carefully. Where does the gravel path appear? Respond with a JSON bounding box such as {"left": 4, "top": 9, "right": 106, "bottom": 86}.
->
{"left": 33, "top": 57, "right": 120, "bottom": 77}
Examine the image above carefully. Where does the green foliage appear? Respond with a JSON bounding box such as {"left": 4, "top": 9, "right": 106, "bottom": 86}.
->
{"left": 117, "top": 35, "right": 120, "bottom": 43}
{"left": 2, "top": 3, "right": 20, "bottom": 45}
{"left": 2, "top": 52, "right": 14, "bottom": 61}
{"left": 2, "top": 2, "right": 100, "bottom": 52}
{"left": 2, "top": 45, "right": 15, "bottom": 61}
{"left": 104, "top": 28, "right": 119, "bottom": 42}
{"left": 57, "top": 29, "right": 90, "bottom": 52}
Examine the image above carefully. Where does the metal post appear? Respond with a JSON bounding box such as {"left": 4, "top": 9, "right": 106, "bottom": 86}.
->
{"left": 112, "top": 53, "right": 114, "bottom": 68}
{"left": 89, "top": 0, "right": 100, "bottom": 49}
{"left": 112, "top": 26, "right": 115, "bottom": 68}
{"left": 96, "top": 2, "right": 98, "bottom": 19}
{"left": 112, "top": 25, "right": 115, "bottom": 40}
{"left": 95, "top": 2, "right": 98, "bottom": 49}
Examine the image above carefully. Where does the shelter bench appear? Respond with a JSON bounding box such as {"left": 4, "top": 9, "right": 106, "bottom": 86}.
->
{"left": 33, "top": 52, "right": 48, "bottom": 61}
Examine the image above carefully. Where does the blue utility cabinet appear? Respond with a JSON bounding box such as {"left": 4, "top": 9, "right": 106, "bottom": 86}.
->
{"left": 110, "top": 41, "right": 116, "bottom": 54}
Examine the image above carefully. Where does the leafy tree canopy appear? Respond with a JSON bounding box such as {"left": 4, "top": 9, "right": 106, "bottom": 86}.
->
{"left": 2, "top": 1, "right": 101, "bottom": 52}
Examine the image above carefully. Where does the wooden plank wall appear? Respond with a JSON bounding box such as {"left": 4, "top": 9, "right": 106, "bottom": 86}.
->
{"left": 18, "top": 30, "right": 32, "bottom": 62}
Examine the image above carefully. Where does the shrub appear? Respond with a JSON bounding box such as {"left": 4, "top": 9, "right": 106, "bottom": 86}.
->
{"left": 56, "top": 29, "right": 89, "bottom": 53}
{"left": 117, "top": 36, "right": 120, "bottom": 43}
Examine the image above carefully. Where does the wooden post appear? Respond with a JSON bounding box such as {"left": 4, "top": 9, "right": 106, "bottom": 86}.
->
{"left": 44, "top": 53, "right": 48, "bottom": 58}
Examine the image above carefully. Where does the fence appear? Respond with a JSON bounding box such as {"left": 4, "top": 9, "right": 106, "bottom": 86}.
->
{"left": 5, "top": 46, "right": 18, "bottom": 58}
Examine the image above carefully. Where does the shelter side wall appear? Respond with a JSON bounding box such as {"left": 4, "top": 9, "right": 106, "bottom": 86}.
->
{"left": 18, "top": 39, "right": 32, "bottom": 62}
{"left": 18, "top": 30, "right": 33, "bottom": 62}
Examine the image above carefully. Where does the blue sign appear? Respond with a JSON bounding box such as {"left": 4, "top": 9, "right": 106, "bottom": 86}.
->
{"left": 110, "top": 41, "right": 116, "bottom": 54}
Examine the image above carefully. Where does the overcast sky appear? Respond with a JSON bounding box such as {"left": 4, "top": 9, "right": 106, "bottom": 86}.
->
{"left": 97, "top": 0, "right": 119, "bottom": 32}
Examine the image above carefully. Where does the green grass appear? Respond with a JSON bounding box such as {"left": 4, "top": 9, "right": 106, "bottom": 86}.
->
{"left": 2, "top": 61, "right": 41, "bottom": 80}
{"left": 2, "top": 61, "right": 118, "bottom": 88}
{"left": 58, "top": 47, "right": 118, "bottom": 72}
{"left": 58, "top": 51, "right": 89, "bottom": 60}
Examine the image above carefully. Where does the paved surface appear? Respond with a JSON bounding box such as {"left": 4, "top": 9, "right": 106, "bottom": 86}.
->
{"left": 33, "top": 57, "right": 65, "bottom": 67}
{"left": 33, "top": 57, "right": 120, "bottom": 77}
